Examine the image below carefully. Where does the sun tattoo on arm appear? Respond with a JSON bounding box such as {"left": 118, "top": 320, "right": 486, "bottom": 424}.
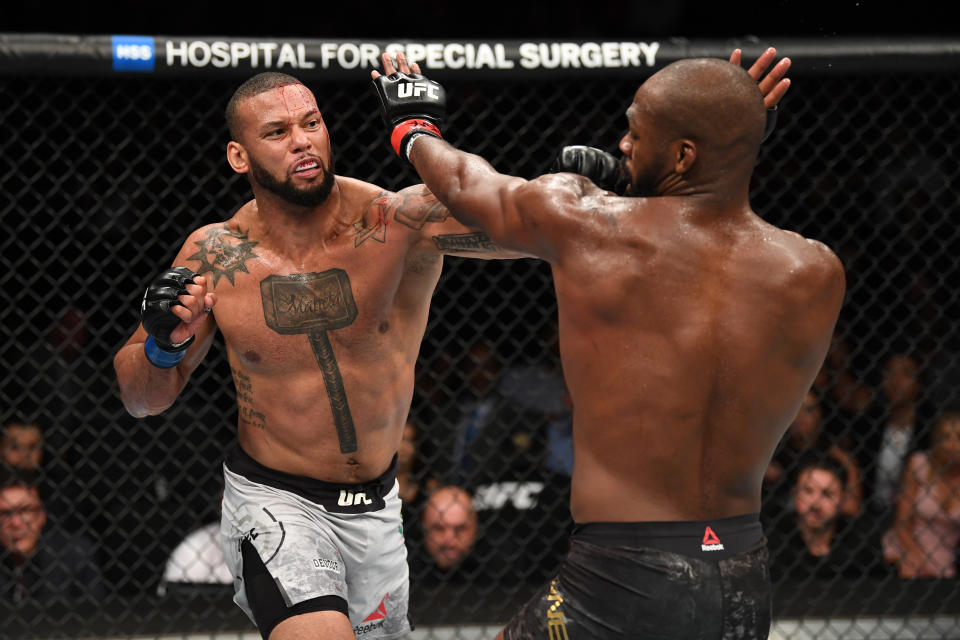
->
{"left": 187, "top": 225, "right": 259, "bottom": 286}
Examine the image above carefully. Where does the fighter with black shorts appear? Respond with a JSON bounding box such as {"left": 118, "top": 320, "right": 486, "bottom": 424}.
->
{"left": 505, "top": 516, "right": 769, "bottom": 639}
{"left": 371, "top": 46, "right": 844, "bottom": 639}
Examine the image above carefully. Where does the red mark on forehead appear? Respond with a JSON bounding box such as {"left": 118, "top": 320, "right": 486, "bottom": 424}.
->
{"left": 278, "top": 83, "right": 314, "bottom": 116}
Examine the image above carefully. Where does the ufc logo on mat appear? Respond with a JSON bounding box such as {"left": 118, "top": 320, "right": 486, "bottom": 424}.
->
{"left": 338, "top": 490, "right": 373, "bottom": 507}
{"left": 397, "top": 82, "right": 440, "bottom": 100}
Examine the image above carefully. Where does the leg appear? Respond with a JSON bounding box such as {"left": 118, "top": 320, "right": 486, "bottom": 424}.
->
{"left": 220, "top": 462, "right": 411, "bottom": 640}
{"left": 270, "top": 610, "right": 356, "bottom": 640}
{"left": 241, "top": 537, "right": 352, "bottom": 639}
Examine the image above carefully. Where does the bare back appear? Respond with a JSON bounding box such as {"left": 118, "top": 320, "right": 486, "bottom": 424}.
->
{"left": 550, "top": 193, "right": 845, "bottom": 523}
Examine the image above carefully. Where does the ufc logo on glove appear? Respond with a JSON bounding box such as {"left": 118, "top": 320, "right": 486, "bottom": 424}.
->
{"left": 373, "top": 70, "right": 447, "bottom": 160}
{"left": 397, "top": 81, "right": 440, "bottom": 100}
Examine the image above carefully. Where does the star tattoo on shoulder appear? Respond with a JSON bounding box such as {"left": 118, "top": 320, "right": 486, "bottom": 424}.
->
{"left": 353, "top": 192, "right": 391, "bottom": 247}
{"left": 187, "top": 225, "right": 259, "bottom": 286}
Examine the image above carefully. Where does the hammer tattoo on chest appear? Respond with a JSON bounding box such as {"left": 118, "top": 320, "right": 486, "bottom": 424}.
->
{"left": 260, "top": 270, "right": 359, "bottom": 453}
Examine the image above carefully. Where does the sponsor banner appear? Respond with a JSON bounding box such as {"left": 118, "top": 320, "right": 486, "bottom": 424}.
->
{"left": 111, "top": 35, "right": 155, "bottom": 71}
{"left": 151, "top": 38, "right": 664, "bottom": 77}
{"left": 2, "top": 35, "right": 957, "bottom": 78}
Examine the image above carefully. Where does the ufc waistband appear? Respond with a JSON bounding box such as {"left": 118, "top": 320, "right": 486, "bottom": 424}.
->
{"left": 573, "top": 513, "right": 762, "bottom": 560}
{"left": 224, "top": 443, "right": 398, "bottom": 514}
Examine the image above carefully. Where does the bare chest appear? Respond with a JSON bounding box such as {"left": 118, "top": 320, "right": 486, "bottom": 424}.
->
{"left": 208, "top": 251, "right": 415, "bottom": 373}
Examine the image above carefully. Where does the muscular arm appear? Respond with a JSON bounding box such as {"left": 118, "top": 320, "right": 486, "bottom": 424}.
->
{"left": 407, "top": 136, "right": 601, "bottom": 260}
{"left": 376, "top": 182, "right": 534, "bottom": 259}
{"left": 114, "top": 230, "right": 220, "bottom": 417}
{"left": 372, "top": 53, "right": 606, "bottom": 260}
{"left": 114, "top": 318, "right": 218, "bottom": 417}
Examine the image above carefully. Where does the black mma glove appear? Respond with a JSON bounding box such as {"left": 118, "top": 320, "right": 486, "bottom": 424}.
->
{"left": 372, "top": 70, "right": 446, "bottom": 162}
{"left": 550, "top": 145, "right": 626, "bottom": 194}
{"left": 140, "top": 266, "right": 197, "bottom": 368}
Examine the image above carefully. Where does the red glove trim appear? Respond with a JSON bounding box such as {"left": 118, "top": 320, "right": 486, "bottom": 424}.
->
{"left": 390, "top": 119, "right": 442, "bottom": 156}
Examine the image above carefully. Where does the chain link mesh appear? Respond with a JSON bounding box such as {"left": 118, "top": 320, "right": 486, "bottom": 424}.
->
{"left": 1, "top": 67, "right": 959, "bottom": 638}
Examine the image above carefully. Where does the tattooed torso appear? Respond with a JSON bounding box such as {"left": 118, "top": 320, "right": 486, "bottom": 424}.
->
{"left": 175, "top": 177, "right": 502, "bottom": 482}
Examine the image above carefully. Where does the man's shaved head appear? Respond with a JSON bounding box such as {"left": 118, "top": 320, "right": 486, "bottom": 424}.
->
{"left": 225, "top": 72, "right": 307, "bottom": 141}
{"left": 638, "top": 58, "right": 767, "bottom": 156}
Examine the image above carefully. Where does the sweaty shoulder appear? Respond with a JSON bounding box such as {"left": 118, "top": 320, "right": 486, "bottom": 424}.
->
{"left": 785, "top": 230, "right": 845, "bottom": 292}
{"left": 770, "top": 228, "right": 846, "bottom": 320}
{"left": 512, "top": 172, "right": 621, "bottom": 255}
{"left": 520, "top": 172, "right": 613, "bottom": 213}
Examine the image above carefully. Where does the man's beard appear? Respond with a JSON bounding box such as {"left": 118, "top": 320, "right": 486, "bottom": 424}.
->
{"left": 620, "top": 156, "right": 661, "bottom": 198}
{"left": 250, "top": 154, "right": 336, "bottom": 207}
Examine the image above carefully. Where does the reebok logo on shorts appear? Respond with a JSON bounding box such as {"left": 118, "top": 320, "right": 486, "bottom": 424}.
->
{"left": 701, "top": 526, "right": 725, "bottom": 552}
{"left": 354, "top": 593, "right": 388, "bottom": 636}
{"left": 363, "top": 593, "right": 389, "bottom": 622}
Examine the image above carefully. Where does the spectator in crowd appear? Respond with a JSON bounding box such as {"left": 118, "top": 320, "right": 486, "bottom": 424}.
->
{"left": 398, "top": 418, "right": 435, "bottom": 512}
{"left": 445, "top": 334, "right": 567, "bottom": 485}
{"left": 446, "top": 338, "right": 507, "bottom": 485}
{"left": 882, "top": 408, "right": 960, "bottom": 578}
{"left": 928, "top": 334, "right": 960, "bottom": 410}
{"left": 865, "top": 352, "right": 931, "bottom": 520}
{"left": 408, "top": 484, "right": 482, "bottom": 601}
{"left": 764, "top": 390, "right": 863, "bottom": 518}
{"left": 1, "top": 421, "right": 43, "bottom": 471}
{"left": 817, "top": 336, "right": 875, "bottom": 428}
{"left": 420, "top": 485, "right": 478, "bottom": 572}
{"left": 814, "top": 344, "right": 935, "bottom": 524}
{"left": 0, "top": 467, "right": 105, "bottom": 604}
{"left": 496, "top": 319, "right": 567, "bottom": 429}
{"left": 768, "top": 455, "right": 880, "bottom": 583}
{"left": 157, "top": 519, "right": 233, "bottom": 595}
{"left": 543, "top": 388, "right": 574, "bottom": 478}
{"left": 0, "top": 418, "right": 81, "bottom": 531}
{"left": 397, "top": 417, "right": 437, "bottom": 550}
{"left": 427, "top": 336, "right": 574, "bottom": 591}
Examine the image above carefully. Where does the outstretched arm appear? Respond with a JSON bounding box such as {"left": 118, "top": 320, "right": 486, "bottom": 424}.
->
{"left": 372, "top": 181, "right": 534, "bottom": 259}
{"left": 407, "top": 138, "right": 532, "bottom": 247}
{"left": 371, "top": 53, "right": 598, "bottom": 259}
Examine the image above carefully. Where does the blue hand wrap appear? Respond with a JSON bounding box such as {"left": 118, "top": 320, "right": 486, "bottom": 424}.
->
{"left": 144, "top": 335, "right": 187, "bottom": 368}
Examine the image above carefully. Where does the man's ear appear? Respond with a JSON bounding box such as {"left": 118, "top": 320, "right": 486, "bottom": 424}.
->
{"left": 673, "top": 139, "right": 697, "bottom": 175}
{"left": 227, "top": 141, "right": 249, "bottom": 174}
